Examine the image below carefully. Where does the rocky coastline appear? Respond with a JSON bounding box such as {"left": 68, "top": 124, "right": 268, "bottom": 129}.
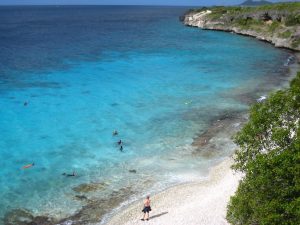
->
{"left": 182, "top": 3, "right": 300, "bottom": 51}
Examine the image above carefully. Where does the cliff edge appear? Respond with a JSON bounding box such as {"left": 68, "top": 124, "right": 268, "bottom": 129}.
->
{"left": 183, "top": 3, "right": 300, "bottom": 51}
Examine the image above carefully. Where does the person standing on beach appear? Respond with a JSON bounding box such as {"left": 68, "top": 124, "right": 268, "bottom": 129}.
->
{"left": 141, "top": 196, "right": 151, "bottom": 221}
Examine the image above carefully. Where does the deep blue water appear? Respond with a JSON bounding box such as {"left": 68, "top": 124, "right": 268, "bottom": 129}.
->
{"left": 0, "top": 6, "right": 292, "bottom": 223}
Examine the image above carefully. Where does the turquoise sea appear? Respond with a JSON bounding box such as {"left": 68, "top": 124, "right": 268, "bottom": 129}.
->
{"left": 0, "top": 6, "right": 294, "bottom": 224}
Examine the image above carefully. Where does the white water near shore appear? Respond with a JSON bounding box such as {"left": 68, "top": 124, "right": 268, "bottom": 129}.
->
{"left": 104, "top": 158, "right": 242, "bottom": 225}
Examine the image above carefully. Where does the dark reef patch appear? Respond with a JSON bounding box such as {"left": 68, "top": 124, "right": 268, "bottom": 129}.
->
{"left": 81, "top": 91, "right": 90, "bottom": 95}
{"left": 192, "top": 111, "right": 247, "bottom": 158}
{"left": 110, "top": 103, "right": 119, "bottom": 107}
{"left": 3, "top": 186, "right": 135, "bottom": 225}
{"left": 74, "top": 195, "right": 89, "bottom": 202}
{"left": 3, "top": 209, "right": 55, "bottom": 225}
{"left": 72, "top": 182, "right": 108, "bottom": 193}
{"left": 59, "top": 186, "right": 135, "bottom": 225}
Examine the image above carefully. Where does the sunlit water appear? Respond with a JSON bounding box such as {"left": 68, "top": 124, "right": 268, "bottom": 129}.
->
{"left": 0, "top": 6, "right": 292, "bottom": 223}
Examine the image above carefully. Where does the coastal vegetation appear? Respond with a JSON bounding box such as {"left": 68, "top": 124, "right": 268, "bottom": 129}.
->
{"left": 226, "top": 72, "right": 300, "bottom": 225}
{"left": 184, "top": 2, "right": 300, "bottom": 51}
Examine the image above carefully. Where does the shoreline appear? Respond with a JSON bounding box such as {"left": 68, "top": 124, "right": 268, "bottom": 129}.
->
{"left": 102, "top": 39, "right": 300, "bottom": 225}
{"left": 103, "top": 158, "right": 242, "bottom": 225}
{"left": 187, "top": 26, "right": 297, "bottom": 52}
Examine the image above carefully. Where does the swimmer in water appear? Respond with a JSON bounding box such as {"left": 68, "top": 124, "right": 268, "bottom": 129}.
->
{"left": 24, "top": 101, "right": 28, "bottom": 106}
{"left": 22, "top": 162, "right": 34, "bottom": 169}
{"left": 120, "top": 145, "right": 123, "bottom": 152}
{"left": 117, "top": 140, "right": 122, "bottom": 145}
{"left": 112, "top": 130, "right": 118, "bottom": 136}
{"left": 62, "top": 171, "right": 76, "bottom": 177}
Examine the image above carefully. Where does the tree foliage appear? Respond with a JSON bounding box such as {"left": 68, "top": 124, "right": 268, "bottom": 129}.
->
{"left": 227, "top": 72, "right": 300, "bottom": 225}
{"left": 285, "top": 14, "right": 300, "bottom": 26}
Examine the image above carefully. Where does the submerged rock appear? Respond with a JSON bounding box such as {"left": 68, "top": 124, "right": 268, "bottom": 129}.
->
{"left": 59, "top": 220, "right": 73, "bottom": 225}
{"left": 28, "top": 216, "right": 53, "bottom": 225}
{"left": 192, "top": 112, "right": 247, "bottom": 158}
{"left": 72, "top": 182, "right": 107, "bottom": 193}
{"left": 129, "top": 169, "right": 137, "bottom": 173}
{"left": 74, "top": 195, "right": 88, "bottom": 201}
{"left": 59, "top": 186, "right": 135, "bottom": 225}
{"left": 3, "top": 209, "right": 54, "bottom": 225}
{"left": 4, "top": 209, "right": 34, "bottom": 225}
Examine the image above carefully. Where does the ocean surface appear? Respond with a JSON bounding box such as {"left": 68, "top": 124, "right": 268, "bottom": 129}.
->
{"left": 0, "top": 6, "right": 293, "bottom": 224}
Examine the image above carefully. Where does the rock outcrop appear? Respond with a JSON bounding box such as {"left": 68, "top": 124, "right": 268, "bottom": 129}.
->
{"left": 183, "top": 3, "right": 300, "bottom": 51}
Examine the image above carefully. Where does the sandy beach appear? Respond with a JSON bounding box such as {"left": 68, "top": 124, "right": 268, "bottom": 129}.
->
{"left": 104, "top": 158, "right": 242, "bottom": 225}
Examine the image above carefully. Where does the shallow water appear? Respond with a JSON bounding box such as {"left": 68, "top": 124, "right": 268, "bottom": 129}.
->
{"left": 0, "top": 6, "right": 293, "bottom": 224}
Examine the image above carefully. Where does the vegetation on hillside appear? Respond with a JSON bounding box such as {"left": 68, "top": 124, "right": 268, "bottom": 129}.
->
{"left": 186, "top": 2, "right": 300, "bottom": 50}
{"left": 205, "top": 2, "right": 300, "bottom": 25}
{"left": 190, "top": 2, "right": 300, "bottom": 14}
{"left": 226, "top": 72, "right": 300, "bottom": 225}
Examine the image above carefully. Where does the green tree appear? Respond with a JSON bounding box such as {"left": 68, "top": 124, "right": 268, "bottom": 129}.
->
{"left": 227, "top": 72, "right": 300, "bottom": 225}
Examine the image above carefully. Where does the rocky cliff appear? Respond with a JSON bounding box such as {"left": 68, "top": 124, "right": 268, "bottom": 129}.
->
{"left": 183, "top": 3, "right": 300, "bottom": 51}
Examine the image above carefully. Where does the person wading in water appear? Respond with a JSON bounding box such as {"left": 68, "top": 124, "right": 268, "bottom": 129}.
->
{"left": 141, "top": 195, "right": 151, "bottom": 221}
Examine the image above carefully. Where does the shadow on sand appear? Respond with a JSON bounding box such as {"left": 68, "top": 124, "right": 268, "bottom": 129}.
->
{"left": 150, "top": 211, "right": 168, "bottom": 220}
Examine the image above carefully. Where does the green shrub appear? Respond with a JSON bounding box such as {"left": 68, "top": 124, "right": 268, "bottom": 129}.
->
{"left": 227, "top": 72, "right": 300, "bottom": 225}
{"left": 285, "top": 14, "right": 300, "bottom": 26}
{"left": 292, "top": 39, "right": 300, "bottom": 49}
{"left": 234, "top": 18, "right": 264, "bottom": 29}
{"left": 278, "top": 30, "right": 292, "bottom": 38}
{"left": 268, "top": 21, "right": 280, "bottom": 33}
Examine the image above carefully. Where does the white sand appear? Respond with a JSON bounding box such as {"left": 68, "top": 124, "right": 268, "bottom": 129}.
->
{"left": 105, "top": 158, "right": 242, "bottom": 225}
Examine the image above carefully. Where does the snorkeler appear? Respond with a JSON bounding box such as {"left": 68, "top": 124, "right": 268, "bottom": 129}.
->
{"left": 62, "top": 171, "right": 76, "bottom": 177}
